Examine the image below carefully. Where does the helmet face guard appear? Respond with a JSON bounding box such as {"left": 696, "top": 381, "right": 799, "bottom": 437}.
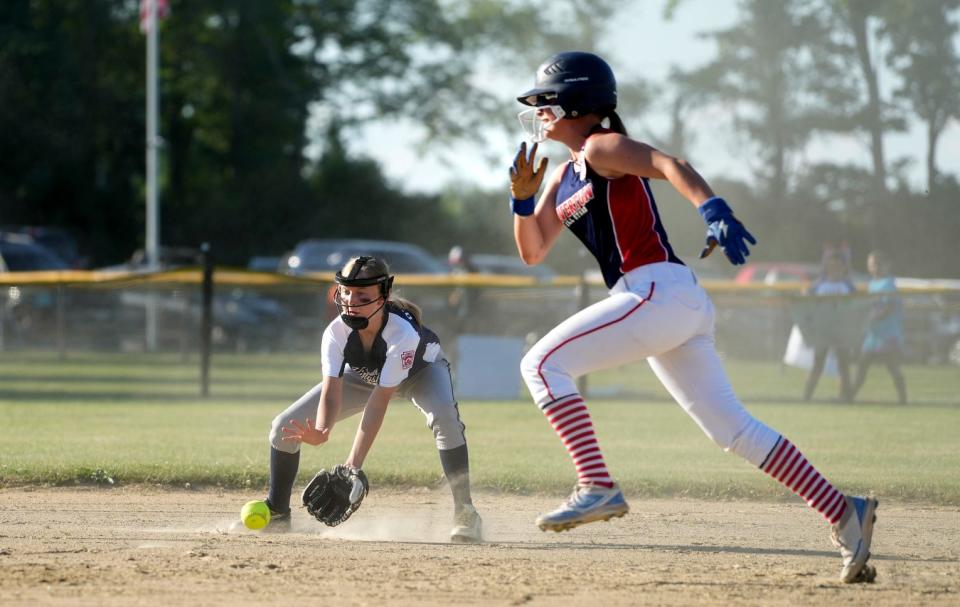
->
{"left": 517, "top": 106, "right": 566, "bottom": 143}
{"left": 333, "top": 256, "right": 394, "bottom": 330}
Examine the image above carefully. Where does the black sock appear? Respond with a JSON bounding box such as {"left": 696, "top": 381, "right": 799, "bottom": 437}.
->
{"left": 438, "top": 444, "right": 472, "bottom": 510}
{"left": 266, "top": 447, "right": 300, "bottom": 514}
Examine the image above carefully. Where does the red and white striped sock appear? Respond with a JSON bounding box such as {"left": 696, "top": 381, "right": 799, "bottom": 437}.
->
{"left": 761, "top": 437, "right": 847, "bottom": 524}
{"left": 540, "top": 394, "right": 614, "bottom": 488}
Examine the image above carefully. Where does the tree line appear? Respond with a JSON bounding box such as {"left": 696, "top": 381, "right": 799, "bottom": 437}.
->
{"left": 1, "top": 0, "right": 957, "bottom": 277}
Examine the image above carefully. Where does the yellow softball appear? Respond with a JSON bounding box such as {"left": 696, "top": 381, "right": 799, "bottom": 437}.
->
{"left": 240, "top": 500, "right": 271, "bottom": 530}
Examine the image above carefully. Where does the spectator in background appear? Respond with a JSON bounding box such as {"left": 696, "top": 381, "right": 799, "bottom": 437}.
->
{"left": 447, "top": 245, "right": 479, "bottom": 336}
{"left": 820, "top": 240, "right": 852, "bottom": 275}
{"left": 447, "top": 245, "right": 477, "bottom": 275}
{"left": 803, "top": 251, "right": 856, "bottom": 403}
{"left": 851, "top": 251, "right": 907, "bottom": 405}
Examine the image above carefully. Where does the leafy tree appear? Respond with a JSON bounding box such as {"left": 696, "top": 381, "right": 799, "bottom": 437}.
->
{"left": 0, "top": 0, "right": 636, "bottom": 265}
{"left": 303, "top": 126, "right": 454, "bottom": 251}
{"left": 6, "top": 0, "right": 956, "bottom": 279}
{"left": 882, "top": 0, "right": 960, "bottom": 191}
{"left": 670, "top": 0, "right": 843, "bottom": 201}
{"left": 0, "top": 0, "right": 145, "bottom": 264}
{"left": 830, "top": 0, "right": 895, "bottom": 192}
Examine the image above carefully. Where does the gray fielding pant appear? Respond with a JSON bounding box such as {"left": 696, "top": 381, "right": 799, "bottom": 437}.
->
{"left": 270, "top": 359, "right": 467, "bottom": 454}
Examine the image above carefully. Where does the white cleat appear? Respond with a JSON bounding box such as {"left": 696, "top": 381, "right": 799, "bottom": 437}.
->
{"left": 450, "top": 504, "right": 483, "bottom": 543}
{"left": 831, "top": 496, "right": 879, "bottom": 583}
{"left": 535, "top": 484, "right": 629, "bottom": 532}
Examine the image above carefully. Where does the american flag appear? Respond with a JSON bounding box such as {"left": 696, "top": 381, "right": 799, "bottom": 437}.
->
{"left": 139, "top": 0, "right": 170, "bottom": 34}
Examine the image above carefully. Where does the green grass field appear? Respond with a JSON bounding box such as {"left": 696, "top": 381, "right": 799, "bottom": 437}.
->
{"left": 1, "top": 351, "right": 957, "bottom": 504}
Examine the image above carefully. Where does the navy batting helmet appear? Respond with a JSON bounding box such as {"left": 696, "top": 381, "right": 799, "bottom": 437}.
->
{"left": 517, "top": 51, "right": 617, "bottom": 118}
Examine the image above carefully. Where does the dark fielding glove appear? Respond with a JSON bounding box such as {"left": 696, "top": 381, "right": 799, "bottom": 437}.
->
{"left": 301, "top": 464, "right": 369, "bottom": 527}
{"left": 698, "top": 196, "right": 757, "bottom": 265}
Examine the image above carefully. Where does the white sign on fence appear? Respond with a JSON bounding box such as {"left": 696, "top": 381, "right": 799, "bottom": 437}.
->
{"left": 454, "top": 335, "right": 525, "bottom": 400}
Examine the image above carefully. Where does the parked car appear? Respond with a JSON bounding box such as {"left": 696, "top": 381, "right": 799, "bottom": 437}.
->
{"left": 247, "top": 256, "right": 284, "bottom": 272}
{"left": 0, "top": 232, "right": 70, "bottom": 272}
{"left": 933, "top": 307, "right": 960, "bottom": 366}
{"left": 734, "top": 262, "right": 820, "bottom": 286}
{"left": 100, "top": 246, "right": 205, "bottom": 271}
{"left": 466, "top": 253, "right": 557, "bottom": 281}
{"left": 281, "top": 239, "right": 449, "bottom": 275}
{"left": 735, "top": 261, "right": 875, "bottom": 288}
{"left": 0, "top": 233, "right": 71, "bottom": 347}
{"left": 444, "top": 251, "right": 578, "bottom": 341}
{"left": 98, "top": 246, "right": 293, "bottom": 352}
{"left": 1, "top": 226, "right": 84, "bottom": 268}
{"left": 279, "top": 238, "right": 458, "bottom": 341}
{"left": 895, "top": 290, "right": 960, "bottom": 366}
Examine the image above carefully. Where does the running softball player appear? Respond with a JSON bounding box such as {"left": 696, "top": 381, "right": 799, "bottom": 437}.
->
{"left": 509, "top": 51, "right": 877, "bottom": 582}
{"left": 260, "top": 255, "right": 482, "bottom": 542}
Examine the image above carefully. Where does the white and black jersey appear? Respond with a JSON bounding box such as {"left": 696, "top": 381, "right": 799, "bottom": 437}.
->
{"left": 321, "top": 302, "right": 442, "bottom": 387}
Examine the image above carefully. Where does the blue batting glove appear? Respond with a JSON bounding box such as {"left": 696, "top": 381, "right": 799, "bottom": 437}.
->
{"left": 697, "top": 197, "right": 757, "bottom": 265}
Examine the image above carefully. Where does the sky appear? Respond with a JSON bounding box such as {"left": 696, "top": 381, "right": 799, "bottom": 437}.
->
{"left": 343, "top": 0, "right": 959, "bottom": 195}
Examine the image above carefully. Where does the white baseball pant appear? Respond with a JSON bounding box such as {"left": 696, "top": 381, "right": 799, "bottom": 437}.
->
{"left": 520, "top": 262, "right": 780, "bottom": 467}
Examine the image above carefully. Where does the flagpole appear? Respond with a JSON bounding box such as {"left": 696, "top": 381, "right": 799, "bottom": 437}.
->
{"left": 145, "top": 0, "right": 160, "bottom": 350}
{"left": 146, "top": 0, "right": 159, "bottom": 271}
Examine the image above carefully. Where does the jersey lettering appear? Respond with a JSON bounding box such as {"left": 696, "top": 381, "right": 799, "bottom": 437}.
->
{"left": 554, "top": 141, "right": 683, "bottom": 289}
{"left": 557, "top": 181, "right": 594, "bottom": 227}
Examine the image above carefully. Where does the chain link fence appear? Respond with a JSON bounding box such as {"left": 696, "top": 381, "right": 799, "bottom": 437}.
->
{"left": 3, "top": 270, "right": 959, "bottom": 368}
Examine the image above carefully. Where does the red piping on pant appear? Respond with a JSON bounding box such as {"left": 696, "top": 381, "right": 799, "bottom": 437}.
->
{"left": 537, "top": 282, "right": 655, "bottom": 401}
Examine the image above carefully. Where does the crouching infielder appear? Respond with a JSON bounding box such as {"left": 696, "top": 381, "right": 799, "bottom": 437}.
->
{"left": 261, "top": 255, "right": 482, "bottom": 542}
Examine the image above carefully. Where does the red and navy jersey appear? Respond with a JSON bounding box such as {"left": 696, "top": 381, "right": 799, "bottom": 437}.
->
{"left": 555, "top": 153, "right": 683, "bottom": 289}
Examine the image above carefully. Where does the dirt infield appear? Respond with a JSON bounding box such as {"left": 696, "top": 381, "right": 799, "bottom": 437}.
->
{"left": 0, "top": 487, "right": 957, "bottom": 606}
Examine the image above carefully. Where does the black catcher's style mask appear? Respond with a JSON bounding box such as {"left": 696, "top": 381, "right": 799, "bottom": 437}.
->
{"left": 333, "top": 256, "right": 395, "bottom": 330}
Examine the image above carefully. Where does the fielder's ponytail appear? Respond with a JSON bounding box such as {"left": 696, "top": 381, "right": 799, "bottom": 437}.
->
{"left": 391, "top": 296, "right": 423, "bottom": 326}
